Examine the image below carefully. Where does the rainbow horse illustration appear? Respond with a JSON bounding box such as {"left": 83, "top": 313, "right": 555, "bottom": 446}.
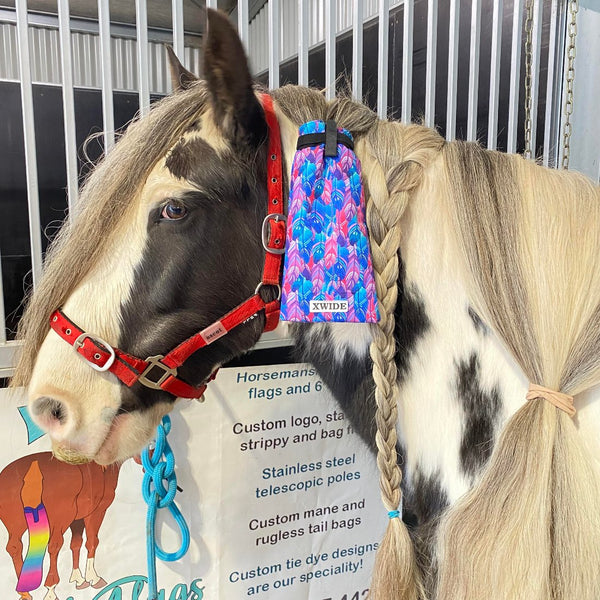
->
{"left": 0, "top": 452, "right": 120, "bottom": 600}
{"left": 16, "top": 459, "right": 50, "bottom": 594}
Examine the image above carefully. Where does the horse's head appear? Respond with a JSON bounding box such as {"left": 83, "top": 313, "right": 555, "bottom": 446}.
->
{"left": 16, "top": 10, "right": 288, "bottom": 465}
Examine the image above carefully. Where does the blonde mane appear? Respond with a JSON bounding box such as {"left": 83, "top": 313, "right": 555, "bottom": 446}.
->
{"left": 275, "top": 86, "right": 600, "bottom": 599}
{"left": 436, "top": 143, "right": 600, "bottom": 600}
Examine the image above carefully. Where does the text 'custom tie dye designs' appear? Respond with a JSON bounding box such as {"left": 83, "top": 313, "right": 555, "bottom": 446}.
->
{"left": 280, "top": 120, "right": 380, "bottom": 323}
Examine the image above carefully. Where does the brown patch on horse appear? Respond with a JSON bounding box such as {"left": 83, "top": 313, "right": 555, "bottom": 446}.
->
{"left": 165, "top": 136, "right": 221, "bottom": 183}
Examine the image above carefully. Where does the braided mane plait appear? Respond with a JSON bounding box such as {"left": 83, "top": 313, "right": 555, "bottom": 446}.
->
{"left": 359, "top": 122, "right": 443, "bottom": 599}
{"left": 273, "top": 84, "right": 445, "bottom": 599}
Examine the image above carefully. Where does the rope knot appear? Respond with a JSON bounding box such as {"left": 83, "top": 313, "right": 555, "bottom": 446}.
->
{"left": 141, "top": 415, "right": 190, "bottom": 600}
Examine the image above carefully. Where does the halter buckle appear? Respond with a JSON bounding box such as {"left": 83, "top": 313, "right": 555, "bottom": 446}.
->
{"left": 73, "top": 333, "right": 116, "bottom": 372}
{"left": 139, "top": 355, "right": 178, "bottom": 390}
{"left": 262, "top": 213, "right": 286, "bottom": 255}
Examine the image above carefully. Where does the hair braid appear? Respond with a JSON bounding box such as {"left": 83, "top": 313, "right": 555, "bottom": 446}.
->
{"left": 358, "top": 122, "right": 444, "bottom": 600}
{"left": 366, "top": 168, "right": 422, "bottom": 600}
{"left": 366, "top": 145, "right": 405, "bottom": 513}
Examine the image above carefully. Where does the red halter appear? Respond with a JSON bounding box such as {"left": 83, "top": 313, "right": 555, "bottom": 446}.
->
{"left": 49, "top": 94, "right": 286, "bottom": 400}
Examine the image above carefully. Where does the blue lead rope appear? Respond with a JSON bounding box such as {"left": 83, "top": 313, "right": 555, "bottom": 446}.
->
{"left": 141, "top": 415, "right": 191, "bottom": 600}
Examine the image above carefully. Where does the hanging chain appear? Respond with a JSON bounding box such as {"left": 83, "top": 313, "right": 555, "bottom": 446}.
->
{"left": 561, "top": 0, "right": 579, "bottom": 170}
{"left": 523, "top": 0, "right": 534, "bottom": 160}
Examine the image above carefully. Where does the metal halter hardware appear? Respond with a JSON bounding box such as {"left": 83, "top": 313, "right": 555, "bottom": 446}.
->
{"left": 262, "top": 213, "right": 286, "bottom": 255}
{"left": 139, "top": 355, "right": 179, "bottom": 390}
{"left": 73, "top": 333, "right": 116, "bottom": 372}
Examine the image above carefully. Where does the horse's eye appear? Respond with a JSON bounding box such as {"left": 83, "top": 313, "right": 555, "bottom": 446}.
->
{"left": 161, "top": 200, "right": 187, "bottom": 220}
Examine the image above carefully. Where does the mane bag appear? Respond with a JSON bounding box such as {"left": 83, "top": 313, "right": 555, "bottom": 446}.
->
{"left": 280, "top": 120, "right": 380, "bottom": 323}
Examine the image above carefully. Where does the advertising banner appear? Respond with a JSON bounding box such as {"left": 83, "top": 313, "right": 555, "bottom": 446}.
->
{"left": 0, "top": 364, "right": 385, "bottom": 600}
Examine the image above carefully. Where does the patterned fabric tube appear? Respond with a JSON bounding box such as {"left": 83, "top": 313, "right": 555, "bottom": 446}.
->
{"left": 280, "top": 120, "right": 380, "bottom": 323}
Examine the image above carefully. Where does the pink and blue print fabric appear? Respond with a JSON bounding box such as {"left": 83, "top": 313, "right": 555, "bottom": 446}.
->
{"left": 280, "top": 120, "right": 380, "bottom": 323}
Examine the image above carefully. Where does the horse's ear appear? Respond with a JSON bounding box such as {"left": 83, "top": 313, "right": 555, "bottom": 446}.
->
{"left": 166, "top": 46, "right": 199, "bottom": 91}
{"left": 204, "top": 9, "right": 267, "bottom": 148}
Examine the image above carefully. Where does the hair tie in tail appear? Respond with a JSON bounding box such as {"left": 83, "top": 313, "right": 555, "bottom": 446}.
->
{"left": 16, "top": 460, "right": 50, "bottom": 593}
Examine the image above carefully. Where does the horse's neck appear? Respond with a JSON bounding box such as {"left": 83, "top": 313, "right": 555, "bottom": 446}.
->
{"left": 397, "top": 156, "right": 600, "bottom": 511}
{"left": 278, "top": 109, "right": 600, "bottom": 518}
{"left": 397, "top": 163, "right": 529, "bottom": 507}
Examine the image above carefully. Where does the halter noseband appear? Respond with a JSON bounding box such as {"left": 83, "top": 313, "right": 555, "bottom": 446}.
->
{"left": 49, "top": 94, "right": 286, "bottom": 400}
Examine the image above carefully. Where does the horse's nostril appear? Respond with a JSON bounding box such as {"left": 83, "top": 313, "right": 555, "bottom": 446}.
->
{"left": 32, "top": 396, "right": 67, "bottom": 425}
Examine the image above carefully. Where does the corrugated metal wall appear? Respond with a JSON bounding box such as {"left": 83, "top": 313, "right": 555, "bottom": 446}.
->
{"left": 248, "top": 0, "right": 402, "bottom": 74}
{"left": 0, "top": 21, "right": 201, "bottom": 94}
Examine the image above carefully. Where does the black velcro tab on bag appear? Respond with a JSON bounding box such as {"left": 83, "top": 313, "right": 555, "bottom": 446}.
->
{"left": 296, "top": 126, "right": 355, "bottom": 153}
{"left": 324, "top": 120, "right": 338, "bottom": 157}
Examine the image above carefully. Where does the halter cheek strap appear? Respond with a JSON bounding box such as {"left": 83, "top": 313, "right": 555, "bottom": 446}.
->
{"left": 49, "top": 94, "right": 285, "bottom": 400}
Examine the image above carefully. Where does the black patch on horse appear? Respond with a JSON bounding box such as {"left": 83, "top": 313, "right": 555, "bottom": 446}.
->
{"left": 405, "top": 470, "right": 449, "bottom": 597}
{"left": 118, "top": 137, "right": 270, "bottom": 413}
{"left": 410, "top": 469, "right": 449, "bottom": 523}
{"left": 456, "top": 353, "right": 501, "bottom": 478}
{"left": 394, "top": 258, "right": 431, "bottom": 382}
{"left": 292, "top": 325, "right": 376, "bottom": 450}
{"left": 468, "top": 305, "right": 488, "bottom": 335}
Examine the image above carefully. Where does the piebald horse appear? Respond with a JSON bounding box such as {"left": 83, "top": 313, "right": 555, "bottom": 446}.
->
{"left": 12, "top": 9, "right": 600, "bottom": 600}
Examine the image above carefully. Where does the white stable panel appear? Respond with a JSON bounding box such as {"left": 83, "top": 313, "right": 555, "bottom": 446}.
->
{"left": 0, "top": 18, "right": 202, "bottom": 94}
{"left": 567, "top": 0, "right": 600, "bottom": 180}
{"left": 248, "top": 0, "right": 403, "bottom": 76}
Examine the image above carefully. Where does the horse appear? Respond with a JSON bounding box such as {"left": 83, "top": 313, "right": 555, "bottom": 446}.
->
{"left": 0, "top": 452, "right": 120, "bottom": 600}
{"left": 11, "top": 8, "right": 600, "bottom": 600}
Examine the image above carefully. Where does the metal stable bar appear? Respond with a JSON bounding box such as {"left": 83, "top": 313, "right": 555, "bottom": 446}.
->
{"left": 352, "top": 0, "right": 363, "bottom": 100}
{"left": 57, "top": 0, "right": 79, "bottom": 212}
{"left": 268, "top": 0, "right": 279, "bottom": 89}
{"left": 15, "top": 0, "right": 43, "bottom": 288}
{"left": 377, "top": 0, "right": 389, "bottom": 118}
{"left": 487, "top": 0, "right": 503, "bottom": 149}
{"left": 543, "top": 0, "right": 559, "bottom": 167}
{"left": 238, "top": 0, "right": 249, "bottom": 50}
{"left": 467, "top": 0, "right": 482, "bottom": 141}
{"left": 446, "top": 0, "right": 460, "bottom": 140}
{"left": 507, "top": 0, "right": 524, "bottom": 153}
{"left": 135, "top": 0, "right": 150, "bottom": 117}
{"left": 98, "top": 0, "right": 115, "bottom": 151}
{"left": 402, "top": 0, "right": 414, "bottom": 123}
{"left": 424, "top": 0, "right": 437, "bottom": 127}
{"left": 0, "top": 249, "right": 6, "bottom": 344}
{"left": 529, "top": 0, "right": 543, "bottom": 157}
{"left": 172, "top": 0, "right": 184, "bottom": 68}
{"left": 298, "top": 0, "right": 309, "bottom": 86}
{"left": 325, "top": 0, "right": 336, "bottom": 100}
